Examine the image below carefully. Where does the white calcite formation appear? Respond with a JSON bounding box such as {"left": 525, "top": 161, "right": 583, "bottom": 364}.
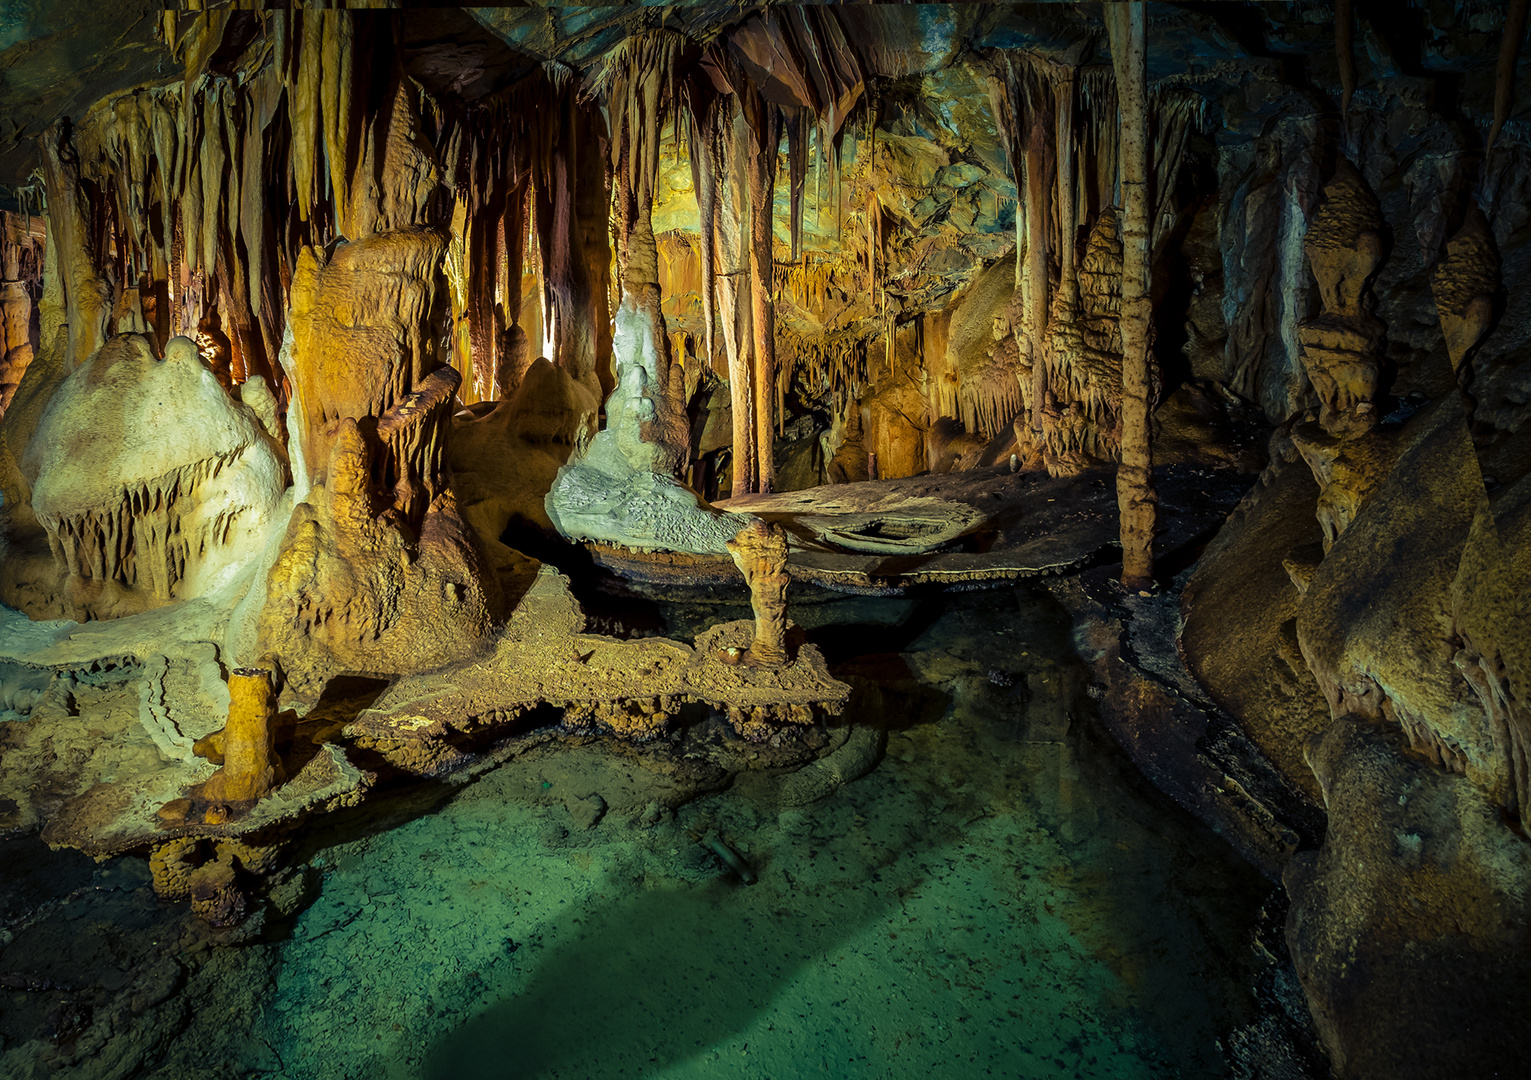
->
{"left": 22, "top": 333, "right": 287, "bottom": 613}
{"left": 546, "top": 299, "right": 750, "bottom": 554}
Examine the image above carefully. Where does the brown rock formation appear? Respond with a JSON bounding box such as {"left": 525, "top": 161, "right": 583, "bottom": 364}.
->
{"left": 726, "top": 519, "right": 791, "bottom": 666}
{"left": 1107, "top": 1, "right": 1158, "bottom": 590}
{"left": 1289, "top": 422, "right": 1398, "bottom": 553}
{"left": 1430, "top": 206, "right": 1499, "bottom": 393}
{"left": 196, "top": 668, "right": 284, "bottom": 806}
{"left": 1041, "top": 208, "right": 1134, "bottom": 474}
{"left": 260, "top": 228, "right": 500, "bottom": 695}
{"left": 1297, "top": 160, "right": 1387, "bottom": 437}
{"left": 1284, "top": 718, "right": 1531, "bottom": 1079}
{"left": 0, "top": 212, "right": 43, "bottom": 416}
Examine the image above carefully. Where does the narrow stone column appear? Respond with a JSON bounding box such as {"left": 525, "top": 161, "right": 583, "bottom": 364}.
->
{"left": 1107, "top": 0, "right": 1158, "bottom": 592}
{"left": 727, "top": 520, "right": 791, "bottom": 666}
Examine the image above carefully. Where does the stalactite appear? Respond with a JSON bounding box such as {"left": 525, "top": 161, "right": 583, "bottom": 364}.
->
{"left": 1106, "top": 1, "right": 1157, "bottom": 591}
{"left": 533, "top": 63, "right": 611, "bottom": 393}
{"left": 786, "top": 106, "right": 808, "bottom": 263}
{"left": 717, "top": 96, "right": 757, "bottom": 497}
{"left": 1054, "top": 65, "right": 1079, "bottom": 309}
{"left": 290, "top": 11, "right": 323, "bottom": 227}
{"left": 38, "top": 124, "right": 110, "bottom": 373}
{"left": 1149, "top": 91, "right": 1205, "bottom": 251}
{"left": 686, "top": 98, "right": 720, "bottom": 375}
{"left": 744, "top": 91, "right": 781, "bottom": 493}
{"left": 1336, "top": 0, "right": 1356, "bottom": 130}
{"left": 1488, "top": 0, "right": 1528, "bottom": 157}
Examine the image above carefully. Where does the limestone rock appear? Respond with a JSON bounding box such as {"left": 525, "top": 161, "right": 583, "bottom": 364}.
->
{"left": 1285, "top": 719, "right": 1531, "bottom": 1079}
{"left": 565, "top": 792, "right": 606, "bottom": 831}
{"left": 1430, "top": 205, "right": 1499, "bottom": 378}
{"left": 450, "top": 355, "right": 597, "bottom": 586}
{"left": 1298, "top": 160, "right": 1388, "bottom": 437}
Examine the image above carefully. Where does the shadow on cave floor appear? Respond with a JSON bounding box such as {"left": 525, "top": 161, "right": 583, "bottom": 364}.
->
{"left": 250, "top": 587, "right": 1278, "bottom": 1080}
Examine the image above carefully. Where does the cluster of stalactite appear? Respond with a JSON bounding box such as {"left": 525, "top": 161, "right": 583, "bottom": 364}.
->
{"left": 36, "top": 9, "right": 609, "bottom": 419}
{"left": 776, "top": 321, "right": 872, "bottom": 415}
{"left": 676, "top": 8, "right": 865, "bottom": 495}
{"left": 41, "top": 449, "right": 245, "bottom": 602}
{"left": 0, "top": 209, "right": 45, "bottom": 414}
{"left": 984, "top": 44, "right": 1202, "bottom": 480}
{"left": 26, "top": 4, "right": 1205, "bottom": 541}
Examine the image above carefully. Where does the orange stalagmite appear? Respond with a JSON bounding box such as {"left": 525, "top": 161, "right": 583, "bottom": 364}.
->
{"left": 726, "top": 519, "right": 791, "bottom": 666}
{"left": 198, "top": 667, "right": 284, "bottom": 804}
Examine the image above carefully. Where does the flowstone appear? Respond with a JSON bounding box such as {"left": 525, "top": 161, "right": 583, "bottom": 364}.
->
{"left": 15, "top": 333, "right": 287, "bottom": 620}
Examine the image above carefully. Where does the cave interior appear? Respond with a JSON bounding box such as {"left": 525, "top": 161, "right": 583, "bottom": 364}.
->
{"left": 1, "top": 3, "right": 1530, "bottom": 1078}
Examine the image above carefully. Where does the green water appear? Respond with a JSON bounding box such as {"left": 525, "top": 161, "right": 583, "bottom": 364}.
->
{"left": 258, "top": 589, "right": 1274, "bottom": 1080}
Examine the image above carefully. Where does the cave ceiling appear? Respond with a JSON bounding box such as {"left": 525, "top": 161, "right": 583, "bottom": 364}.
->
{"left": 0, "top": 2, "right": 1515, "bottom": 205}
{"left": 0, "top": 0, "right": 178, "bottom": 200}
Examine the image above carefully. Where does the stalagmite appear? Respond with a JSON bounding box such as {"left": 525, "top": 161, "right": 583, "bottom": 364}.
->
{"left": 1042, "top": 207, "right": 1138, "bottom": 475}
{"left": 195, "top": 667, "right": 284, "bottom": 806}
{"left": 1106, "top": 1, "right": 1157, "bottom": 591}
{"left": 1297, "top": 159, "right": 1387, "bottom": 437}
{"left": 726, "top": 519, "right": 790, "bottom": 666}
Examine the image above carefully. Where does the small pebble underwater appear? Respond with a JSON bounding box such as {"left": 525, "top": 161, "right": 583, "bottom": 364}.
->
{"left": 258, "top": 587, "right": 1276, "bottom": 1080}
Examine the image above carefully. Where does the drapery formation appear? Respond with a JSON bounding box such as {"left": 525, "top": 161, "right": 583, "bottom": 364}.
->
{"left": 680, "top": 10, "right": 864, "bottom": 495}
{"left": 32, "top": 10, "right": 611, "bottom": 418}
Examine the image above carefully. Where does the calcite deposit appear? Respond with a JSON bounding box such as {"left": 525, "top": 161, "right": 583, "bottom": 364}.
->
{"left": 12, "top": 333, "right": 286, "bottom": 620}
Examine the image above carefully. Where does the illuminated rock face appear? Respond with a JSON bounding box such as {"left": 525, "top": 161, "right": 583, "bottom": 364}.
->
{"left": 258, "top": 229, "right": 499, "bottom": 696}
{"left": 1431, "top": 206, "right": 1500, "bottom": 387}
{"left": 1297, "top": 160, "right": 1387, "bottom": 438}
{"left": 20, "top": 332, "right": 286, "bottom": 619}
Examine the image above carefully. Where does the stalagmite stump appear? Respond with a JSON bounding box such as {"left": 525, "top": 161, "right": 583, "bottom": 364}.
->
{"left": 727, "top": 520, "right": 791, "bottom": 666}
{"left": 196, "top": 667, "right": 284, "bottom": 805}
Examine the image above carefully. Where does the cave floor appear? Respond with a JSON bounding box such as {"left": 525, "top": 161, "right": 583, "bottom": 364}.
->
{"left": 0, "top": 587, "right": 1308, "bottom": 1079}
